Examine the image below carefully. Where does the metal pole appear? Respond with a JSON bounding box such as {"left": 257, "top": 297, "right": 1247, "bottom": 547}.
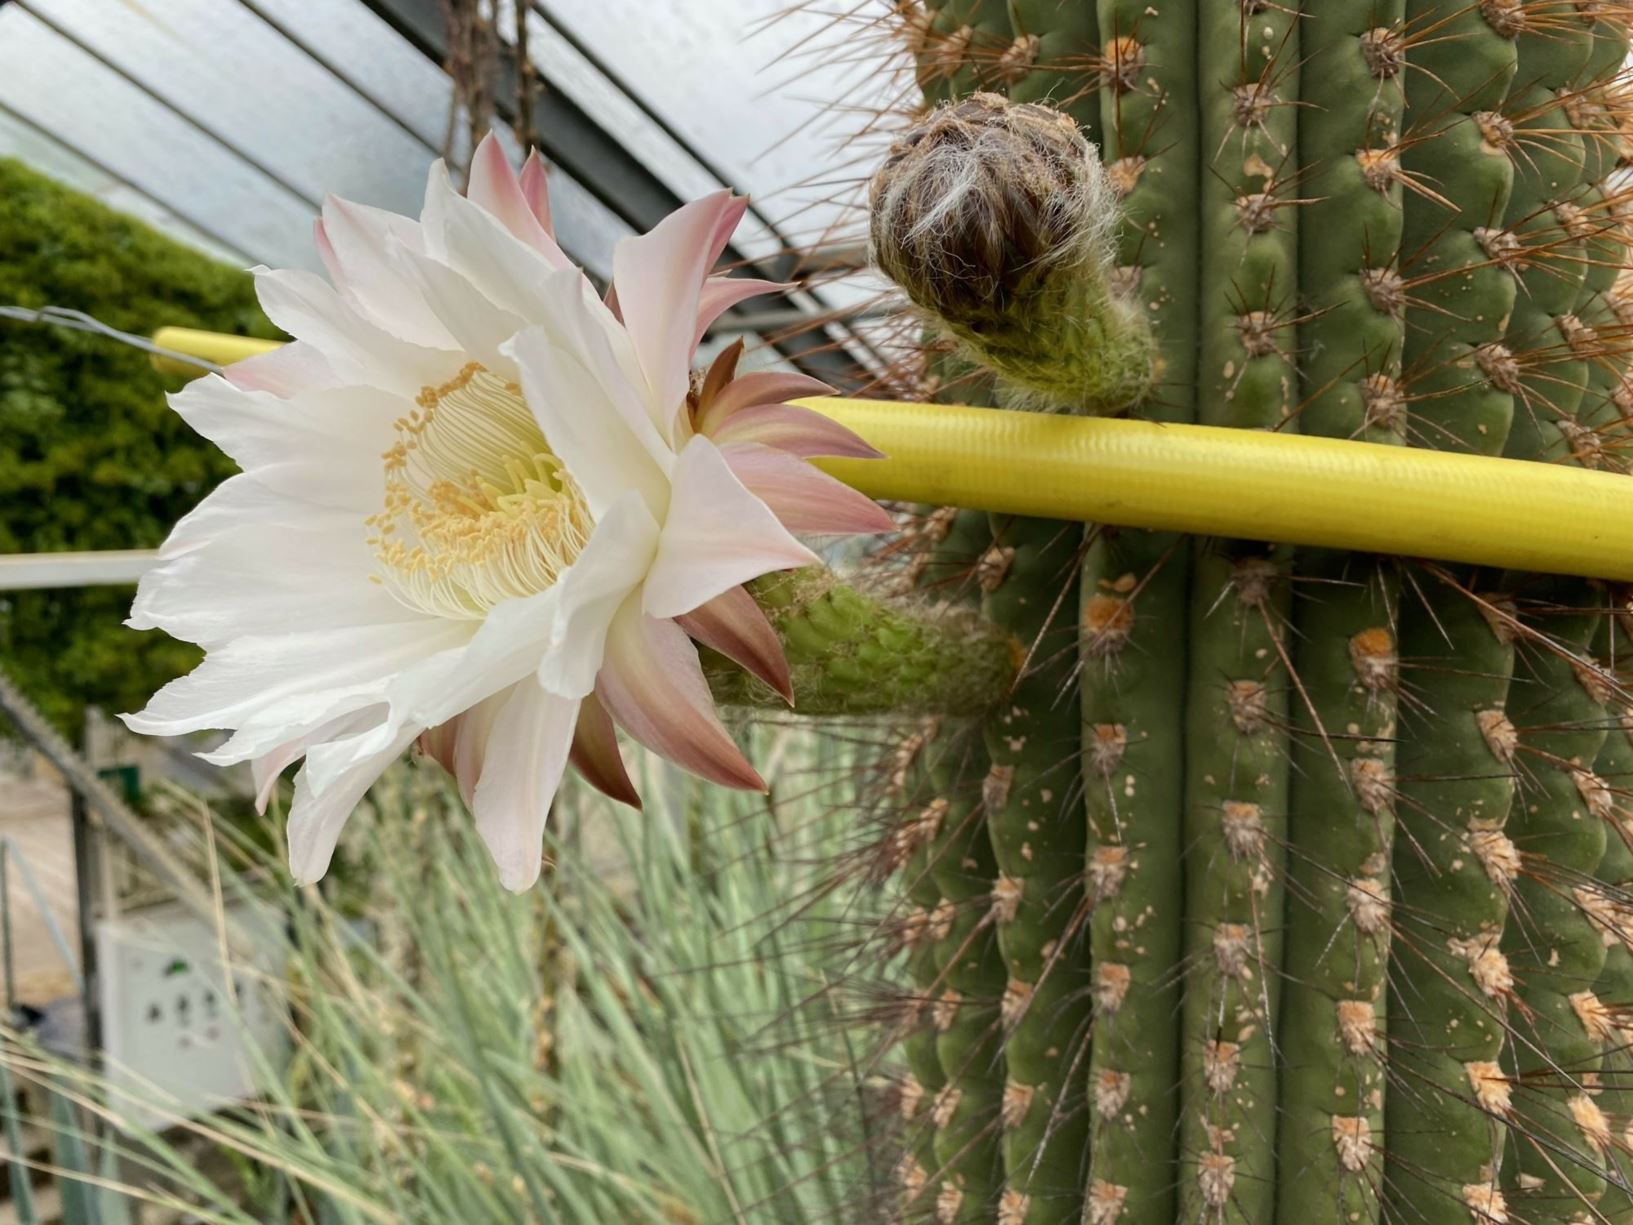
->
{"left": 0, "top": 839, "right": 14, "bottom": 1017}
{"left": 70, "top": 792, "right": 100, "bottom": 1059}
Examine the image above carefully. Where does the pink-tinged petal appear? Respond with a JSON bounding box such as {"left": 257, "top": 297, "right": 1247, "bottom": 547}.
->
{"left": 222, "top": 340, "right": 336, "bottom": 398}
{"left": 256, "top": 708, "right": 380, "bottom": 812}
{"left": 596, "top": 599, "right": 764, "bottom": 791}
{"left": 612, "top": 191, "right": 742, "bottom": 439}
{"left": 692, "top": 276, "right": 786, "bottom": 348}
{"left": 675, "top": 585, "right": 793, "bottom": 704}
{"left": 704, "top": 194, "right": 749, "bottom": 267}
{"left": 471, "top": 681, "right": 579, "bottom": 891}
{"left": 419, "top": 161, "right": 567, "bottom": 319}
{"left": 535, "top": 492, "right": 659, "bottom": 699}
{"left": 287, "top": 724, "right": 420, "bottom": 885}
{"left": 693, "top": 370, "right": 835, "bottom": 436}
{"left": 709, "top": 403, "right": 883, "bottom": 459}
{"left": 722, "top": 442, "right": 896, "bottom": 535}
{"left": 445, "top": 690, "right": 509, "bottom": 806}
{"left": 466, "top": 134, "right": 572, "bottom": 269}
{"left": 570, "top": 690, "right": 641, "bottom": 808}
{"left": 506, "top": 323, "right": 671, "bottom": 518}
{"left": 642, "top": 435, "right": 819, "bottom": 621}
{"left": 519, "top": 150, "right": 554, "bottom": 233}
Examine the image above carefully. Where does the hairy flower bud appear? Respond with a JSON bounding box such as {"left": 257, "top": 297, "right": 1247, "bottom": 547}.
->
{"left": 868, "top": 92, "right": 1154, "bottom": 413}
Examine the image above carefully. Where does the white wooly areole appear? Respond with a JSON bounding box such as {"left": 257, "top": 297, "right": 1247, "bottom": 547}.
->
{"left": 122, "top": 134, "right": 890, "bottom": 892}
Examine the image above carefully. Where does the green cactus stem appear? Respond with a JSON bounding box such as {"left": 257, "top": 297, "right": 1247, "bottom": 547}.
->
{"left": 1274, "top": 3, "right": 1406, "bottom": 1219}
{"left": 703, "top": 569, "right": 1019, "bottom": 719}
{"left": 979, "top": 511, "right": 1090, "bottom": 1225}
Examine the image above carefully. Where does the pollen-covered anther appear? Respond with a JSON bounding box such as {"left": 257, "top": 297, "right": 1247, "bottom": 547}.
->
{"left": 1477, "top": 708, "right": 1518, "bottom": 764}
{"left": 1332, "top": 1115, "right": 1374, "bottom": 1173}
{"left": 1359, "top": 26, "right": 1404, "bottom": 78}
{"left": 1088, "top": 845, "right": 1131, "bottom": 901}
{"left": 1103, "top": 36, "right": 1145, "bottom": 93}
{"left": 1096, "top": 1068, "right": 1133, "bottom": 1118}
{"left": 1087, "top": 1180, "right": 1129, "bottom": 1225}
{"left": 1465, "top": 1061, "right": 1512, "bottom": 1115}
{"left": 930, "top": 1083, "right": 961, "bottom": 1130}
{"left": 1478, "top": 0, "right": 1527, "bottom": 37}
{"left": 991, "top": 873, "right": 1023, "bottom": 923}
{"left": 1095, "top": 962, "right": 1133, "bottom": 1012}
{"left": 1084, "top": 594, "right": 1135, "bottom": 658}
{"left": 1474, "top": 110, "right": 1516, "bottom": 153}
{"left": 375, "top": 365, "right": 593, "bottom": 620}
{"left": 1213, "top": 924, "right": 1253, "bottom": 980}
{"left": 1469, "top": 822, "right": 1520, "bottom": 888}
{"left": 1220, "top": 801, "right": 1266, "bottom": 861}
{"left": 1360, "top": 266, "right": 1406, "bottom": 317}
{"left": 1356, "top": 148, "right": 1401, "bottom": 193}
{"left": 1203, "top": 1040, "right": 1242, "bottom": 1093}
{"left": 983, "top": 761, "right": 1015, "bottom": 813}
{"left": 996, "top": 1189, "right": 1029, "bottom": 1225}
{"left": 1473, "top": 343, "right": 1524, "bottom": 396}
{"left": 1448, "top": 933, "right": 1513, "bottom": 998}
{"left": 1350, "top": 755, "right": 1395, "bottom": 816}
{"left": 1227, "top": 680, "right": 1269, "bottom": 734}
{"left": 1235, "top": 191, "right": 1278, "bottom": 235}
{"left": 1198, "top": 1151, "right": 1236, "bottom": 1208}
{"left": 1571, "top": 1092, "right": 1612, "bottom": 1154}
{"left": 1234, "top": 310, "right": 1283, "bottom": 358}
{"left": 1088, "top": 722, "right": 1129, "bottom": 775}
{"left": 1360, "top": 373, "right": 1406, "bottom": 432}
{"left": 931, "top": 988, "right": 961, "bottom": 1032}
{"left": 1347, "top": 877, "right": 1389, "bottom": 934}
{"left": 996, "top": 33, "right": 1040, "bottom": 84}
{"left": 976, "top": 543, "right": 1015, "bottom": 592}
{"left": 1001, "top": 1080, "right": 1034, "bottom": 1129}
{"left": 1461, "top": 1183, "right": 1507, "bottom": 1223}
{"left": 1001, "top": 977, "right": 1034, "bottom": 1027}
{"left": 1475, "top": 226, "right": 1524, "bottom": 271}
{"left": 1336, "top": 1000, "right": 1377, "bottom": 1056}
{"left": 1571, "top": 989, "right": 1617, "bottom": 1044}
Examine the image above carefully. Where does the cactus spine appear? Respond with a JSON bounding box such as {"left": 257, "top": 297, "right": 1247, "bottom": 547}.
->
{"left": 863, "top": 1, "right": 1633, "bottom": 1219}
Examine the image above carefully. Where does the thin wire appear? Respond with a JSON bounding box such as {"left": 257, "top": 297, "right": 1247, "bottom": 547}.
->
{"left": 0, "top": 305, "right": 222, "bottom": 373}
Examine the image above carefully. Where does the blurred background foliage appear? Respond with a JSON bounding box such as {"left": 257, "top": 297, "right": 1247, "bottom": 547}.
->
{"left": 0, "top": 160, "right": 280, "bottom": 738}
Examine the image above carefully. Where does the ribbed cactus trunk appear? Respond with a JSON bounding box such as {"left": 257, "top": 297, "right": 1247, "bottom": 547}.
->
{"left": 863, "top": 1, "right": 1633, "bottom": 1221}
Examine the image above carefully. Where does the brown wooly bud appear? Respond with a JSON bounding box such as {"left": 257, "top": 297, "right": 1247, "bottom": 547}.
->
{"left": 869, "top": 92, "right": 1154, "bottom": 413}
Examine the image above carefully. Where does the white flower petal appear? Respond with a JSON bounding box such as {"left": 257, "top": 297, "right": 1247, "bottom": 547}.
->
{"left": 222, "top": 340, "right": 337, "bottom": 398}
{"left": 317, "top": 195, "right": 454, "bottom": 348}
{"left": 420, "top": 160, "right": 571, "bottom": 319}
{"left": 286, "top": 724, "right": 420, "bottom": 886}
{"left": 642, "top": 435, "right": 818, "bottom": 620}
{"left": 168, "top": 377, "right": 403, "bottom": 512}
{"left": 393, "top": 242, "right": 530, "bottom": 376}
{"left": 470, "top": 680, "right": 579, "bottom": 891}
{"left": 506, "top": 324, "right": 671, "bottom": 518}
{"left": 253, "top": 267, "right": 457, "bottom": 397}
{"left": 131, "top": 513, "right": 411, "bottom": 649}
{"left": 122, "top": 619, "right": 471, "bottom": 740}
{"left": 535, "top": 492, "right": 658, "bottom": 698}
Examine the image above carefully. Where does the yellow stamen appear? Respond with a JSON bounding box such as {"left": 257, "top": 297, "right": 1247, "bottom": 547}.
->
{"left": 370, "top": 363, "right": 588, "bottom": 619}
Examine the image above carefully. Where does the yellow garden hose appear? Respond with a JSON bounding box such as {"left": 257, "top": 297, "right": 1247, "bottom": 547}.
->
{"left": 151, "top": 327, "right": 1633, "bottom": 582}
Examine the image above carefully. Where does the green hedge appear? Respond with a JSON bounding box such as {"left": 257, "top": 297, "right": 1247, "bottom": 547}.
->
{"left": 0, "top": 158, "right": 280, "bottom": 738}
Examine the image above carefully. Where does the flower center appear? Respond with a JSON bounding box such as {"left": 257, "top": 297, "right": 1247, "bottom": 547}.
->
{"left": 368, "top": 362, "right": 589, "bottom": 619}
